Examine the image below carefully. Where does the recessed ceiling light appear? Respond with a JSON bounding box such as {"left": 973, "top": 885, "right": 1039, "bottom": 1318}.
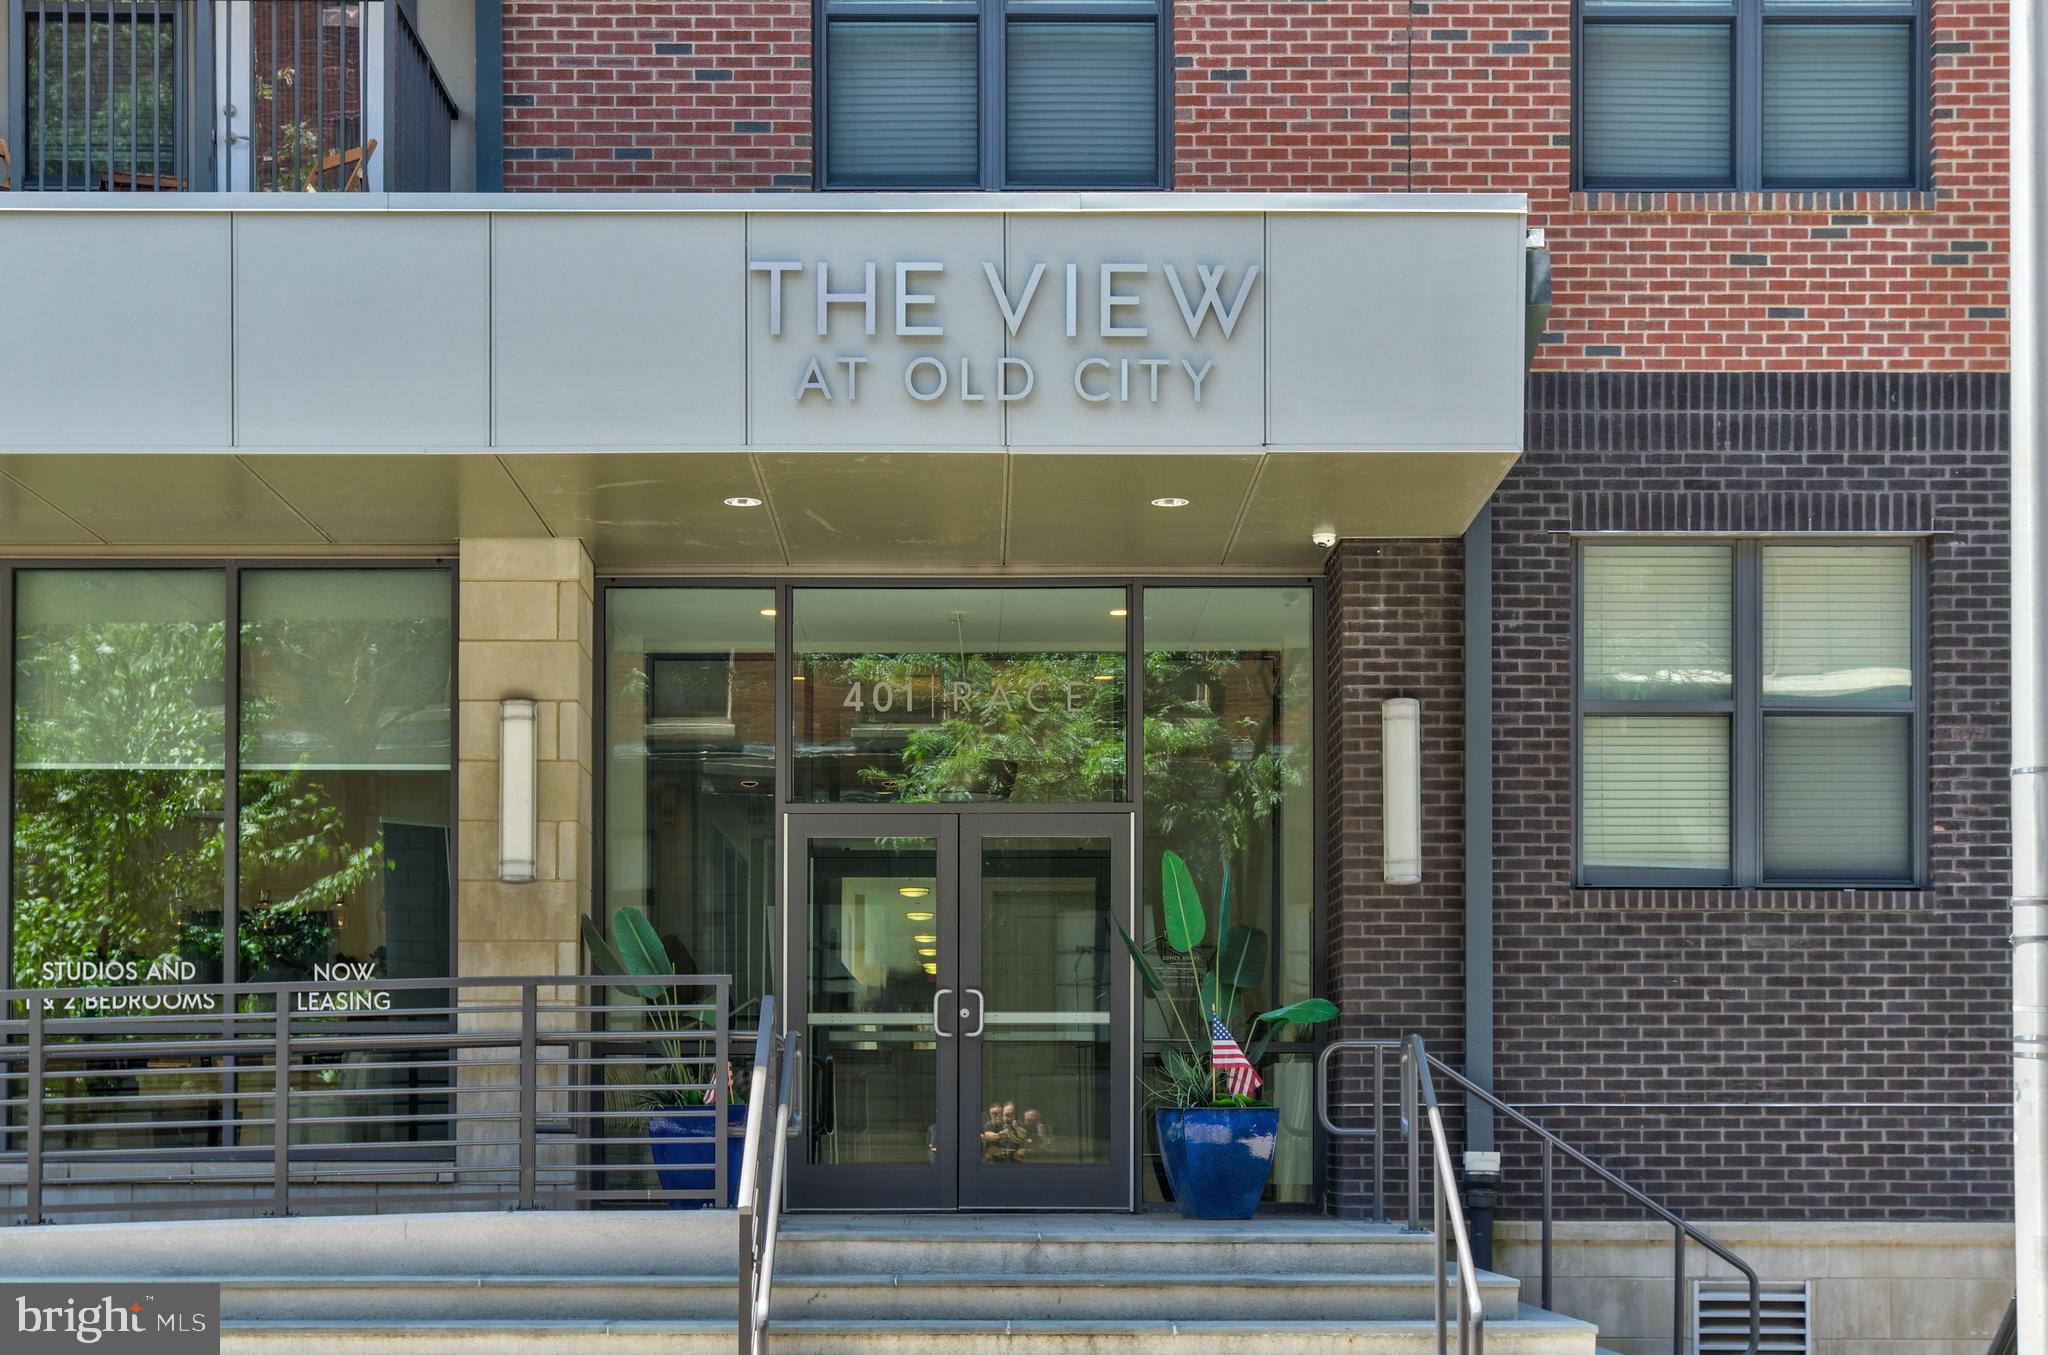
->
{"left": 899, "top": 886, "right": 931, "bottom": 899}
{"left": 1109, "top": 608, "right": 1129, "bottom": 618}
{"left": 912, "top": 934, "right": 938, "bottom": 944}
{"left": 1150, "top": 496, "right": 1190, "bottom": 508}
{"left": 739, "top": 779, "right": 761, "bottom": 790}
{"left": 1093, "top": 673, "right": 1116, "bottom": 682}
{"left": 760, "top": 608, "right": 778, "bottom": 617}
{"left": 917, "top": 947, "right": 938, "bottom": 958}
{"left": 905, "top": 910, "right": 936, "bottom": 923}
{"left": 922, "top": 962, "right": 938, "bottom": 975}
{"left": 723, "top": 495, "right": 763, "bottom": 508}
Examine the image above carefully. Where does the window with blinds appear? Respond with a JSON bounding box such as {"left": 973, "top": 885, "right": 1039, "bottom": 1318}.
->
{"left": 1577, "top": 540, "right": 1921, "bottom": 888}
{"left": 820, "top": 0, "right": 1165, "bottom": 190}
{"left": 1578, "top": 0, "right": 1923, "bottom": 191}
{"left": 1006, "top": 21, "right": 1158, "bottom": 187}
{"left": 824, "top": 20, "right": 980, "bottom": 188}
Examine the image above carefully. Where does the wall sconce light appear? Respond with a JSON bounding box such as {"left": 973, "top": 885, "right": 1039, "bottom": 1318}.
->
{"left": 1382, "top": 697, "right": 1422, "bottom": 885}
{"left": 499, "top": 698, "right": 539, "bottom": 884}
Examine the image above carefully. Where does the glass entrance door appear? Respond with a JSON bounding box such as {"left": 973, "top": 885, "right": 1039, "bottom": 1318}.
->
{"left": 785, "top": 812, "right": 1132, "bottom": 1210}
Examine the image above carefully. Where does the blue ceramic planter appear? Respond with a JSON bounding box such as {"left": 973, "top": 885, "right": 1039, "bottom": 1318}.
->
{"left": 1155, "top": 1106, "right": 1280, "bottom": 1220}
{"left": 648, "top": 1104, "right": 748, "bottom": 1209}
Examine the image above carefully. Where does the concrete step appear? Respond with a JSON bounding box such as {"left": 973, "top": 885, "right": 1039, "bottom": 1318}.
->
{"left": 776, "top": 1216, "right": 1438, "bottom": 1276}
{"left": 223, "top": 1307, "right": 1599, "bottom": 1355}
{"left": 208, "top": 1268, "right": 1521, "bottom": 1323}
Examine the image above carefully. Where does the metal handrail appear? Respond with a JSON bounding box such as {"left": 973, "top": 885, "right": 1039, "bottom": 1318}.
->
{"left": 1407, "top": 1036, "right": 1487, "bottom": 1355}
{"left": 0, "top": 973, "right": 744, "bottom": 1222}
{"left": 1425, "top": 1053, "right": 1761, "bottom": 1355}
{"left": 1986, "top": 1295, "right": 2017, "bottom": 1355}
{"left": 1316, "top": 1036, "right": 1762, "bottom": 1355}
{"left": 737, "top": 996, "right": 802, "bottom": 1355}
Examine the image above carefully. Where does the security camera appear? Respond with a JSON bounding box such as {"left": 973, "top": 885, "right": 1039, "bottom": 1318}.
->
{"left": 1311, "top": 530, "right": 1338, "bottom": 550}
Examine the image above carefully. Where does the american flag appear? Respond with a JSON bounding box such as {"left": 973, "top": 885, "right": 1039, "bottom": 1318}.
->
{"left": 1209, "top": 1012, "right": 1263, "bottom": 1099}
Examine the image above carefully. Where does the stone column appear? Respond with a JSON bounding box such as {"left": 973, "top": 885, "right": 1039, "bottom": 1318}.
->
{"left": 452, "top": 539, "right": 595, "bottom": 1196}
{"left": 456, "top": 538, "right": 595, "bottom": 979}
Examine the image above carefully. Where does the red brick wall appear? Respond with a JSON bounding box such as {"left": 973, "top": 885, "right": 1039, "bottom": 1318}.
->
{"left": 497, "top": 0, "right": 2008, "bottom": 368}
{"left": 1171, "top": 0, "right": 2008, "bottom": 371}
{"left": 501, "top": 0, "right": 810, "bottom": 191}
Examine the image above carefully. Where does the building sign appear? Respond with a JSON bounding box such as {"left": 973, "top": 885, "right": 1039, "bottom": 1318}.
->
{"left": 748, "top": 259, "right": 1260, "bottom": 408}
{"left": 1, "top": 199, "right": 1528, "bottom": 457}
{"left": 28, "top": 959, "right": 388, "bottom": 1014}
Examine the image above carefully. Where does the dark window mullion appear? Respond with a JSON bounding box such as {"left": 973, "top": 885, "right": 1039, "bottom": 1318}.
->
{"left": 1732, "top": 540, "right": 1762, "bottom": 886}
{"left": 1912, "top": 537, "right": 1929, "bottom": 886}
{"left": 1735, "top": 0, "right": 1762, "bottom": 191}
{"left": 982, "top": 0, "right": 1002, "bottom": 189}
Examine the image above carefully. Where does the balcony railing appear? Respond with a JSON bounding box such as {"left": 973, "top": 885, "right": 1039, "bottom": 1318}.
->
{"left": 4, "top": 0, "right": 458, "bottom": 192}
{"left": 0, "top": 974, "right": 744, "bottom": 1222}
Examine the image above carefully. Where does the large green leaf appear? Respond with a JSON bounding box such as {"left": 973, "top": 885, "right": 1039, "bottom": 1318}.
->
{"left": 581, "top": 914, "right": 630, "bottom": 978}
{"left": 1160, "top": 850, "right": 1205, "bottom": 954}
{"left": 1251, "top": 998, "right": 1339, "bottom": 1028}
{"left": 613, "top": 906, "right": 671, "bottom": 979}
{"left": 1111, "top": 915, "right": 1166, "bottom": 996}
{"left": 1216, "top": 923, "right": 1269, "bottom": 1001}
{"left": 1214, "top": 864, "right": 1232, "bottom": 964}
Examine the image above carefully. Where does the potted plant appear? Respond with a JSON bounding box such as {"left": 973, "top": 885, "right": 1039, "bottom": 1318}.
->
{"left": 581, "top": 907, "right": 747, "bottom": 1209}
{"left": 1115, "top": 850, "right": 1337, "bottom": 1219}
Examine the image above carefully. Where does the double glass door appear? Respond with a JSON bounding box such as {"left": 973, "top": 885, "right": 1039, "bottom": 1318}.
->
{"left": 785, "top": 812, "right": 1133, "bottom": 1210}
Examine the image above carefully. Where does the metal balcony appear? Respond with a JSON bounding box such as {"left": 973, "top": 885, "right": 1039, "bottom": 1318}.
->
{"left": 2, "top": 0, "right": 458, "bottom": 194}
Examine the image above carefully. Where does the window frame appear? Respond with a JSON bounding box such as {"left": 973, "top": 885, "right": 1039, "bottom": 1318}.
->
{"left": 1572, "top": 536, "right": 1928, "bottom": 890}
{"left": 594, "top": 574, "right": 1329, "bottom": 1209}
{"left": 813, "top": 0, "right": 1173, "bottom": 192}
{"left": 1571, "top": 0, "right": 1931, "bottom": 193}
{"left": 0, "top": 557, "right": 461, "bottom": 1000}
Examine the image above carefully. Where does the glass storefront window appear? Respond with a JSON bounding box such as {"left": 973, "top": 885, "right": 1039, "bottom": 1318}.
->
{"left": 604, "top": 589, "right": 777, "bottom": 1022}
{"left": 1140, "top": 586, "right": 1316, "bottom": 1205}
{"left": 11, "top": 566, "right": 453, "bottom": 1152}
{"left": 237, "top": 570, "right": 454, "bottom": 991}
{"left": 791, "top": 587, "right": 1127, "bottom": 804}
{"left": 600, "top": 578, "right": 1320, "bottom": 1210}
{"left": 1140, "top": 587, "right": 1316, "bottom": 1027}
{"left": 12, "top": 570, "right": 227, "bottom": 991}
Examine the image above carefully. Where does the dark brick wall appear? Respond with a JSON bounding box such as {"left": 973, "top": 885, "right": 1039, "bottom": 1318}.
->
{"left": 1323, "top": 539, "right": 1467, "bottom": 1219}
{"left": 1325, "top": 371, "right": 2013, "bottom": 1221}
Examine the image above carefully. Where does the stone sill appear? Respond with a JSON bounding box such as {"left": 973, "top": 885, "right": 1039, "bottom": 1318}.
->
{"left": 1571, "top": 189, "right": 1941, "bottom": 215}
{"left": 1571, "top": 888, "right": 1928, "bottom": 912}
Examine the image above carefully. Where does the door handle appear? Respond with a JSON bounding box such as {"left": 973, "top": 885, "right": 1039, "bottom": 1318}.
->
{"left": 964, "top": 988, "right": 986, "bottom": 1038}
{"left": 933, "top": 987, "right": 955, "bottom": 1038}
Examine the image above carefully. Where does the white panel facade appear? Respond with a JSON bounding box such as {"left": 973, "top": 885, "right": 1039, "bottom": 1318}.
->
{"left": 0, "top": 214, "right": 233, "bottom": 450}
{"left": 493, "top": 212, "right": 749, "bottom": 450}
{"left": 0, "top": 195, "right": 1528, "bottom": 458}
{"left": 1267, "top": 212, "right": 1525, "bottom": 452}
{"left": 235, "top": 213, "right": 492, "bottom": 450}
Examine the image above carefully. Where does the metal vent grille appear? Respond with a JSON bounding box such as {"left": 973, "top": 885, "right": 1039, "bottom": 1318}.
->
{"left": 1693, "top": 1279, "right": 1812, "bottom": 1355}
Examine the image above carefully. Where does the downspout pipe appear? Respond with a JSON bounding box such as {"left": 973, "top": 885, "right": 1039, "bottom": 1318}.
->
{"left": 1463, "top": 504, "right": 1498, "bottom": 1268}
{"left": 475, "top": 0, "right": 504, "bottom": 191}
{"left": 2010, "top": 0, "right": 2047, "bottom": 1345}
